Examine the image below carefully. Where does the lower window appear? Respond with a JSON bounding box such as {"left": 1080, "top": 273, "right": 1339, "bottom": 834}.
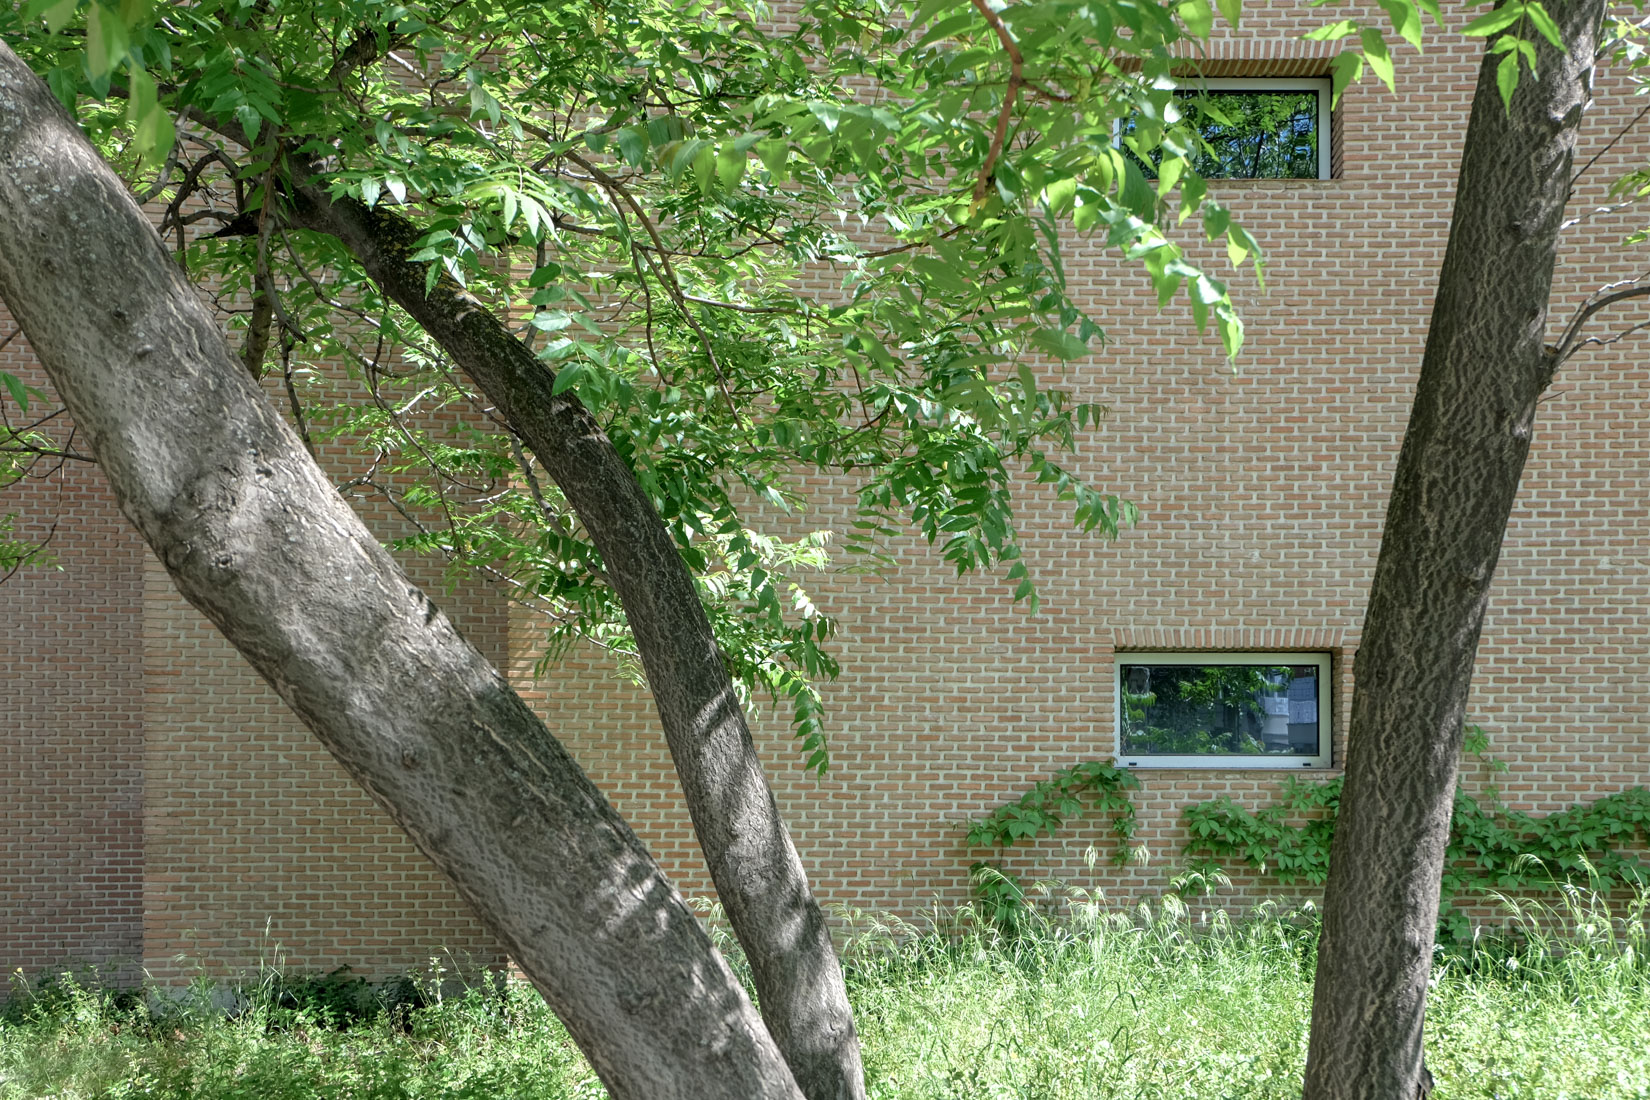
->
{"left": 1115, "top": 652, "right": 1331, "bottom": 769}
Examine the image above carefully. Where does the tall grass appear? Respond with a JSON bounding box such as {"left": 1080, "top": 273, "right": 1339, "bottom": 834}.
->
{"left": 3, "top": 884, "right": 1645, "bottom": 1100}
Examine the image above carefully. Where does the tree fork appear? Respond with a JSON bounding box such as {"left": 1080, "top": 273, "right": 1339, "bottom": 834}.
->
{"left": 284, "top": 174, "right": 866, "bottom": 1100}
{"left": 0, "top": 41, "right": 804, "bottom": 1100}
{"left": 1302, "top": 3, "right": 1604, "bottom": 1097}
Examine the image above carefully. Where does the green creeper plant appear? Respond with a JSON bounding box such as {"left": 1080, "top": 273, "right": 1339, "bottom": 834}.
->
{"left": 965, "top": 760, "right": 1140, "bottom": 926}
{"left": 1182, "top": 730, "right": 1650, "bottom": 942}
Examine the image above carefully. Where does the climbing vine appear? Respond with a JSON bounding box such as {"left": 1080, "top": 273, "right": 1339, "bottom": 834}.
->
{"left": 1183, "top": 730, "right": 1650, "bottom": 939}
{"left": 969, "top": 730, "right": 1650, "bottom": 940}
{"left": 964, "top": 760, "right": 1139, "bottom": 929}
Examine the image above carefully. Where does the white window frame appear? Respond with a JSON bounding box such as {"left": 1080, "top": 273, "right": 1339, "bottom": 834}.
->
{"left": 1122, "top": 77, "right": 1332, "bottom": 181}
{"left": 1115, "top": 651, "right": 1333, "bottom": 770}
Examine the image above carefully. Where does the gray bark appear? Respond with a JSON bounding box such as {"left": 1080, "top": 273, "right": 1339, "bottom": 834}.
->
{"left": 286, "top": 175, "right": 865, "bottom": 1100}
{"left": 0, "top": 40, "right": 804, "bottom": 1100}
{"left": 1302, "top": 4, "right": 1604, "bottom": 1098}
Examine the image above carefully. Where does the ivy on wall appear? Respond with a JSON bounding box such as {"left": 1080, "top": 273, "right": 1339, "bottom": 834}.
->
{"left": 969, "top": 731, "right": 1650, "bottom": 940}
{"left": 965, "top": 761, "right": 1140, "bottom": 928}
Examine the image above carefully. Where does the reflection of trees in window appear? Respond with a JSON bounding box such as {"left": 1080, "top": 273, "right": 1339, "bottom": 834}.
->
{"left": 1123, "top": 90, "right": 1322, "bottom": 180}
{"left": 1119, "top": 663, "right": 1295, "bottom": 755}
{"left": 1185, "top": 92, "right": 1319, "bottom": 179}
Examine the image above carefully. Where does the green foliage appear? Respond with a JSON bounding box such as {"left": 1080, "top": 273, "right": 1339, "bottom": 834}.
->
{"left": 1182, "top": 774, "right": 1343, "bottom": 883}
{"left": 9, "top": 898, "right": 1650, "bottom": 1099}
{"left": 1181, "top": 730, "right": 1650, "bottom": 942}
{"left": 0, "top": 365, "right": 58, "bottom": 577}
{"left": 965, "top": 760, "right": 1140, "bottom": 851}
{"left": 1308, "top": 0, "right": 1571, "bottom": 111}
{"left": 963, "top": 731, "right": 1650, "bottom": 940}
{"left": 1, "top": 0, "right": 1273, "bottom": 768}
{"left": 964, "top": 760, "right": 1139, "bottom": 929}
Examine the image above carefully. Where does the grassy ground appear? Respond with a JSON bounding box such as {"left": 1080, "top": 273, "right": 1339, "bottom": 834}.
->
{"left": 3, "top": 889, "right": 1646, "bottom": 1100}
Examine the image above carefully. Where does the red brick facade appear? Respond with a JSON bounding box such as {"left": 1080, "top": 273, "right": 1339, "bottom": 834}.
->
{"left": 4, "top": 14, "right": 1648, "bottom": 984}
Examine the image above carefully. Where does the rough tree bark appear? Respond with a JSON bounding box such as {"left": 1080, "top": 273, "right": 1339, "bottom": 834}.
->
{"left": 284, "top": 175, "right": 865, "bottom": 1100}
{"left": 0, "top": 40, "right": 805, "bottom": 1100}
{"left": 1302, "top": 3, "right": 1604, "bottom": 1098}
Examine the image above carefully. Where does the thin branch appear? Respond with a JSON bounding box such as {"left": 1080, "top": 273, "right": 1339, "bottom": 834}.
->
{"left": 860, "top": 223, "right": 966, "bottom": 258}
{"left": 136, "top": 142, "right": 181, "bottom": 203}
{"left": 969, "top": 0, "right": 1024, "bottom": 203}
{"left": 680, "top": 294, "right": 798, "bottom": 315}
{"left": 566, "top": 151, "right": 746, "bottom": 423}
{"left": 242, "top": 151, "right": 281, "bottom": 378}
{"left": 279, "top": 334, "right": 314, "bottom": 457}
{"left": 506, "top": 432, "right": 613, "bottom": 587}
{"left": 1572, "top": 98, "right": 1650, "bottom": 187}
{"left": 1560, "top": 195, "right": 1642, "bottom": 230}
{"left": 1551, "top": 273, "right": 1650, "bottom": 364}
{"left": 0, "top": 517, "right": 58, "bottom": 586}
{"left": 1571, "top": 317, "right": 1650, "bottom": 353}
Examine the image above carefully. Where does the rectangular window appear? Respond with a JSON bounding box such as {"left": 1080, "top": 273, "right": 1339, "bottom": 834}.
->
{"left": 1121, "top": 78, "right": 1332, "bottom": 181}
{"left": 1116, "top": 652, "right": 1332, "bottom": 769}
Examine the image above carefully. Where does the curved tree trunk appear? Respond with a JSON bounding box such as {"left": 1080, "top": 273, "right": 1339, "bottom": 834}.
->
{"left": 1302, "top": 4, "right": 1604, "bottom": 1098}
{"left": 284, "top": 159, "right": 864, "bottom": 1100}
{"left": 0, "top": 41, "right": 804, "bottom": 1100}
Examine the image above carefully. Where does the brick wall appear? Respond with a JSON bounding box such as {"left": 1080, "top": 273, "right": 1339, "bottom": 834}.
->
{"left": 0, "top": 306, "right": 146, "bottom": 985}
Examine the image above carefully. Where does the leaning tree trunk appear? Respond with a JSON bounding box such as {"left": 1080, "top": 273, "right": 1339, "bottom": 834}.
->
{"left": 0, "top": 41, "right": 805, "bottom": 1100}
{"left": 1302, "top": 4, "right": 1604, "bottom": 1098}
{"left": 288, "top": 178, "right": 864, "bottom": 1100}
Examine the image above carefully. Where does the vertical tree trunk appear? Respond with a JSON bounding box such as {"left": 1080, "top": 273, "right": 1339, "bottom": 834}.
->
{"left": 0, "top": 41, "right": 804, "bottom": 1100}
{"left": 286, "top": 169, "right": 864, "bottom": 1100}
{"left": 1302, "top": 4, "right": 1603, "bottom": 1098}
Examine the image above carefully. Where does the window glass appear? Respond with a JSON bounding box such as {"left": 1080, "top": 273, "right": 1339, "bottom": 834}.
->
{"left": 1116, "top": 655, "right": 1329, "bottom": 767}
{"left": 1121, "top": 83, "right": 1327, "bottom": 180}
{"left": 1179, "top": 90, "right": 1321, "bottom": 179}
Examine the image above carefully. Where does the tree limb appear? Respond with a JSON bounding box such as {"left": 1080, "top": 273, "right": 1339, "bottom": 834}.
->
{"left": 1551, "top": 275, "right": 1650, "bottom": 364}
{"left": 284, "top": 166, "right": 866, "bottom": 1100}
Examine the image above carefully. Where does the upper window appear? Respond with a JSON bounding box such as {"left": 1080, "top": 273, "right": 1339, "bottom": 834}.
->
{"left": 1122, "top": 78, "right": 1332, "bottom": 181}
{"left": 1115, "top": 652, "right": 1332, "bottom": 769}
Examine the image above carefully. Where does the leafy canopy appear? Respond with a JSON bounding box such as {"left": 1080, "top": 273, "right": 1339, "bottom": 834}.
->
{"left": 3, "top": 0, "right": 1296, "bottom": 767}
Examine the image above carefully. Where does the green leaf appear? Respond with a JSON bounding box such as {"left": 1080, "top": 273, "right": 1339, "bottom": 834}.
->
{"left": 1215, "top": 0, "right": 1241, "bottom": 30}
{"left": 1177, "top": 0, "right": 1214, "bottom": 39}
{"left": 1031, "top": 327, "right": 1091, "bottom": 360}
{"left": 715, "top": 149, "right": 746, "bottom": 190}
{"left": 132, "top": 95, "right": 174, "bottom": 166}
{"left": 1042, "top": 176, "right": 1077, "bottom": 214}
{"left": 84, "top": 2, "right": 127, "bottom": 78}
{"left": 24, "top": 0, "right": 80, "bottom": 35}
{"left": 2, "top": 371, "right": 29, "bottom": 414}
{"left": 615, "top": 127, "right": 647, "bottom": 167}
{"left": 1305, "top": 19, "right": 1360, "bottom": 42}
{"left": 1496, "top": 50, "right": 1520, "bottom": 111}
{"left": 1377, "top": 0, "right": 1424, "bottom": 51}
{"left": 1462, "top": 3, "right": 1526, "bottom": 37}
{"left": 1329, "top": 49, "right": 1365, "bottom": 107}
{"left": 1523, "top": 1, "right": 1564, "bottom": 48}
{"left": 235, "top": 102, "right": 261, "bottom": 144}
{"left": 1360, "top": 28, "right": 1396, "bottom": 91}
